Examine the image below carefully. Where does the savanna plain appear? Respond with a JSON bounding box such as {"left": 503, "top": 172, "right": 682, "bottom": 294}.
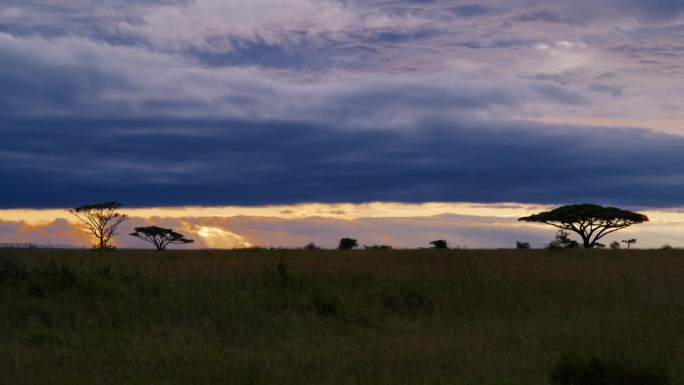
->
{"left": 1, "top": 248, "right": 683, "bottom": 384}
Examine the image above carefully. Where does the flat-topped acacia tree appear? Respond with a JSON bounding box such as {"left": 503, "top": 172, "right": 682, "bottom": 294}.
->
{"left": 518, "top": 203, "right": 648, "bottom": 249}
{"left": 130, "top": 226, "right": 194, "bottom": 251}
{"left": 70, "top": 201, "right": 128, "bottom": 250}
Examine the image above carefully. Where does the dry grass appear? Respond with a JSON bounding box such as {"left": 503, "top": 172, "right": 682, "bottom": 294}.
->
{"left": 0, "top": 247, "right": 682, "bottom": 384}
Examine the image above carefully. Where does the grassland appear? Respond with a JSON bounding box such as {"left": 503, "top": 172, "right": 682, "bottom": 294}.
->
{"left": 1, "top": 248, "right": 683, "bottom": 384}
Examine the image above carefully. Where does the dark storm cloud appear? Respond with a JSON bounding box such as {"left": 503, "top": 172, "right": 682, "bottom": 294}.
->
{"left": 1, "top": 114, "right": 683, "bottom": 208}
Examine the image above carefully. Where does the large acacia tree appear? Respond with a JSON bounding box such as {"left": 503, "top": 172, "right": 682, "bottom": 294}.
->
{"left": 69, "top": 201, "right": 128, "bottom": 250}
{"left": 130, "top": 226, "right": 194, "bottom": 251}
{"left": 518, "top": 203, "right": 648, "bottom": 249}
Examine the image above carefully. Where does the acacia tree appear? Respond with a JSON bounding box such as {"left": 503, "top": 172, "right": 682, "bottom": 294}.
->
{"left": 622, "top": 238, "right": 637, "bottom": 249}
{"left": 130, "top": 226, "right": 194, "bottom": 251}
{"left": 69, "top": 201, "right": 128, "bottom": 250}
{"left": 519, "top": 203, "right": 648, "bottom": 249}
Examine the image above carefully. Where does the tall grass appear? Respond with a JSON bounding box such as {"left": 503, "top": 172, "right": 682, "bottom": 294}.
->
{"left": 0, "top": 248, "right": 682, "bottom": 384}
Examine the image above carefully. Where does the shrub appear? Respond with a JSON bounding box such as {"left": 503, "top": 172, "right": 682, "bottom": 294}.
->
{"left": 516, "top": 241, "right": 530, "bottom": 249}
{"left": 338, "top": 238, "right": 358, "bottom": 250}
{"left": 304, "top": 242, "right": 321, "bottom": 250}
{"left": 547, "top": 230, "right": 580, "bottom": 249}
{"left": 364, "top": 244, "right": 392, "bottom": 250}
{"left": 430, "top": 240, "right": 448, "bottom": 249}
{"left": 610, "top": 241, "right": 621, "bottom": 249}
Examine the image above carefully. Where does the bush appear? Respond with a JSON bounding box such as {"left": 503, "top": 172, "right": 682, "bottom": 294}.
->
{"left": 364, "top": 245, "right": 392, "bottom": 250}
{"left": 516, "top": 241, "right": 530, "bottom": 249}
{"left": 610, "top": 241, "right": 621, "bottom": 249}
{"left": 338, "top": 238, "right": 358, "bottom": 250}
{"left": 304, "top": 242, "right": 321, "bottom": 250}
{"left": 430, "top": 240, "right": 448, "bottom": 249}
{"left": 547, "top": 230, "right": 580, "bottom": 249}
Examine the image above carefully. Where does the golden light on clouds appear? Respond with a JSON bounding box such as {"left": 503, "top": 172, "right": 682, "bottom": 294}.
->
{"left": 1, "top": 202, "right": 684, "bottom": 249}
{"left": 3, "top": 201, "right": 684, "bottom": 225}
{"left": 196, "top": 226, "right": 253, "bottom": 249}
{"left": 0, "top": 202, "right": 553, "bottom": 224}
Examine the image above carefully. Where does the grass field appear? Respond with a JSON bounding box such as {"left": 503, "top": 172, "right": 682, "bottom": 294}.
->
{"left": 1, "top": 248, "right": 683, "bottom": 384}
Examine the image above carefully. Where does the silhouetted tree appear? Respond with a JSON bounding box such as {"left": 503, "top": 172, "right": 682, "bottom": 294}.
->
{"left": 338, "top": 238, "right": 358, "bottom": 250}
{"left": 516, "top": 241, "right": 530, "bottom": 249}
{"left": 610, "top": 241, "right": 620, "bottom": 249}
{"left": 304, "top": 242, "right": 321, "bottom": 250}
{"left": 519, "top": 204, "right": 648, "bottom": 249}
{"left": 130, "top": 226, "right": 194, "bottom": 251}
{"left": 70, "top": 201, "right": 128, "bottom": 250}
{"left": 430, "top": 240, "right": 448, "bottom": 249}
{"left": 621, "top": 239, "right": 636, "bottom": 250}
{"left": 547, "top": 230, "right": 580, "bottom": 249}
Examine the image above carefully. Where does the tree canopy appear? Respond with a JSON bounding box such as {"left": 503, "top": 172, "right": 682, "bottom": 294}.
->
{"left": 130, "top": 226, "right": 194, "bottom": 251}
{"left": 69, "top": 201, "right": 128, "bottom": 250}
{"left": 518, "top": 203, "right": 648, "bottom": 249}
{"left": 338, "top": 238, "right": 358, "bottom": 250}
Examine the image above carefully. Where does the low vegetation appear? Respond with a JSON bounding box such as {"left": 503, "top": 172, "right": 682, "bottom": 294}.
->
{"left": 1, "top": 248, "right": 682, "bottom": 384}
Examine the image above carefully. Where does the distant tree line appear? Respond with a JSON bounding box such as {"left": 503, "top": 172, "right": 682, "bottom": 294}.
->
{"left": 68, "top": 202, "right": 653, "bottom": 251}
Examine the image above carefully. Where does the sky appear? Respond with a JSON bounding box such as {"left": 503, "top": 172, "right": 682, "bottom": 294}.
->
{"left": 0, "top": 0, "right": 683, "bottom": 249}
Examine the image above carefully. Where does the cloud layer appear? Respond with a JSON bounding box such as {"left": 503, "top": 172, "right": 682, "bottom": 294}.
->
{"left": 1, "top": 0, "right": 683, "bottom": 208}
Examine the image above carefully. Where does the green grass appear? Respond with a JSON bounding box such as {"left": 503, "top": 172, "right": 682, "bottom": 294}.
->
{"left": 0, "top": 248, "right": 682, "bottom": 384}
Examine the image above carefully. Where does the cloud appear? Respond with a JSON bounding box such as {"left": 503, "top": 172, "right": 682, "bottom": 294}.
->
{"left": 1, "top": 1, "right": 684, "bottom": 210}
{"left": 0, "top": 218, "right": 90, "bottom": 247}
{"left": 1, "top": 110, "right": 684, "bottom": 208}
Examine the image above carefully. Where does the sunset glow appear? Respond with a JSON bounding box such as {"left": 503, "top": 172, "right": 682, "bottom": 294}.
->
{"left": 1, "top": 203, "right": 683, "bottom": 249}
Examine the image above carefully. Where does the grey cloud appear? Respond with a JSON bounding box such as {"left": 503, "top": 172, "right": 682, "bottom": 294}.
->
{"left": 1, "top": 114, "right": 684, "bottom": 208}
{"left": 449, "top": 5, "right": 491, "bottom": 18}
{"left": 589, "top": 83, "right": 623, "bottom": 98}
{"left": 514, "top": 10, "right": 588, "bottom": 25}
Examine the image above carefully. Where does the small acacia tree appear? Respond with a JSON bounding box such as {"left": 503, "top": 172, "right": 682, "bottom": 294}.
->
{"left": 519, "top": 203, "right": 648, "bottom": 249}
{"left": 70, "top": 201, "right": 128, "bottom": 250}
{"left": 621, "top": 238, "right": 637, "bottom": 250}
{"left": 130, "top": 226, "right": 194, "bottom": 251}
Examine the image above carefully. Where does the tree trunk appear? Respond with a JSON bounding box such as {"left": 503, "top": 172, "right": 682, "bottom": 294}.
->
{"left": 581, "top": 234, "right": 591, "bottom": 248}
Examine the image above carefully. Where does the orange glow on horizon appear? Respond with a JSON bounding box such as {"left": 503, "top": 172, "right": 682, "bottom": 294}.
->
{"left": 2, "top": 202, "right": 684, "bottom": 225}
{"left": 1, "top": 202, "right": 684, "bottom": 249}
{"left": 0, "top": 202, "right": 557, "bottom": 224}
